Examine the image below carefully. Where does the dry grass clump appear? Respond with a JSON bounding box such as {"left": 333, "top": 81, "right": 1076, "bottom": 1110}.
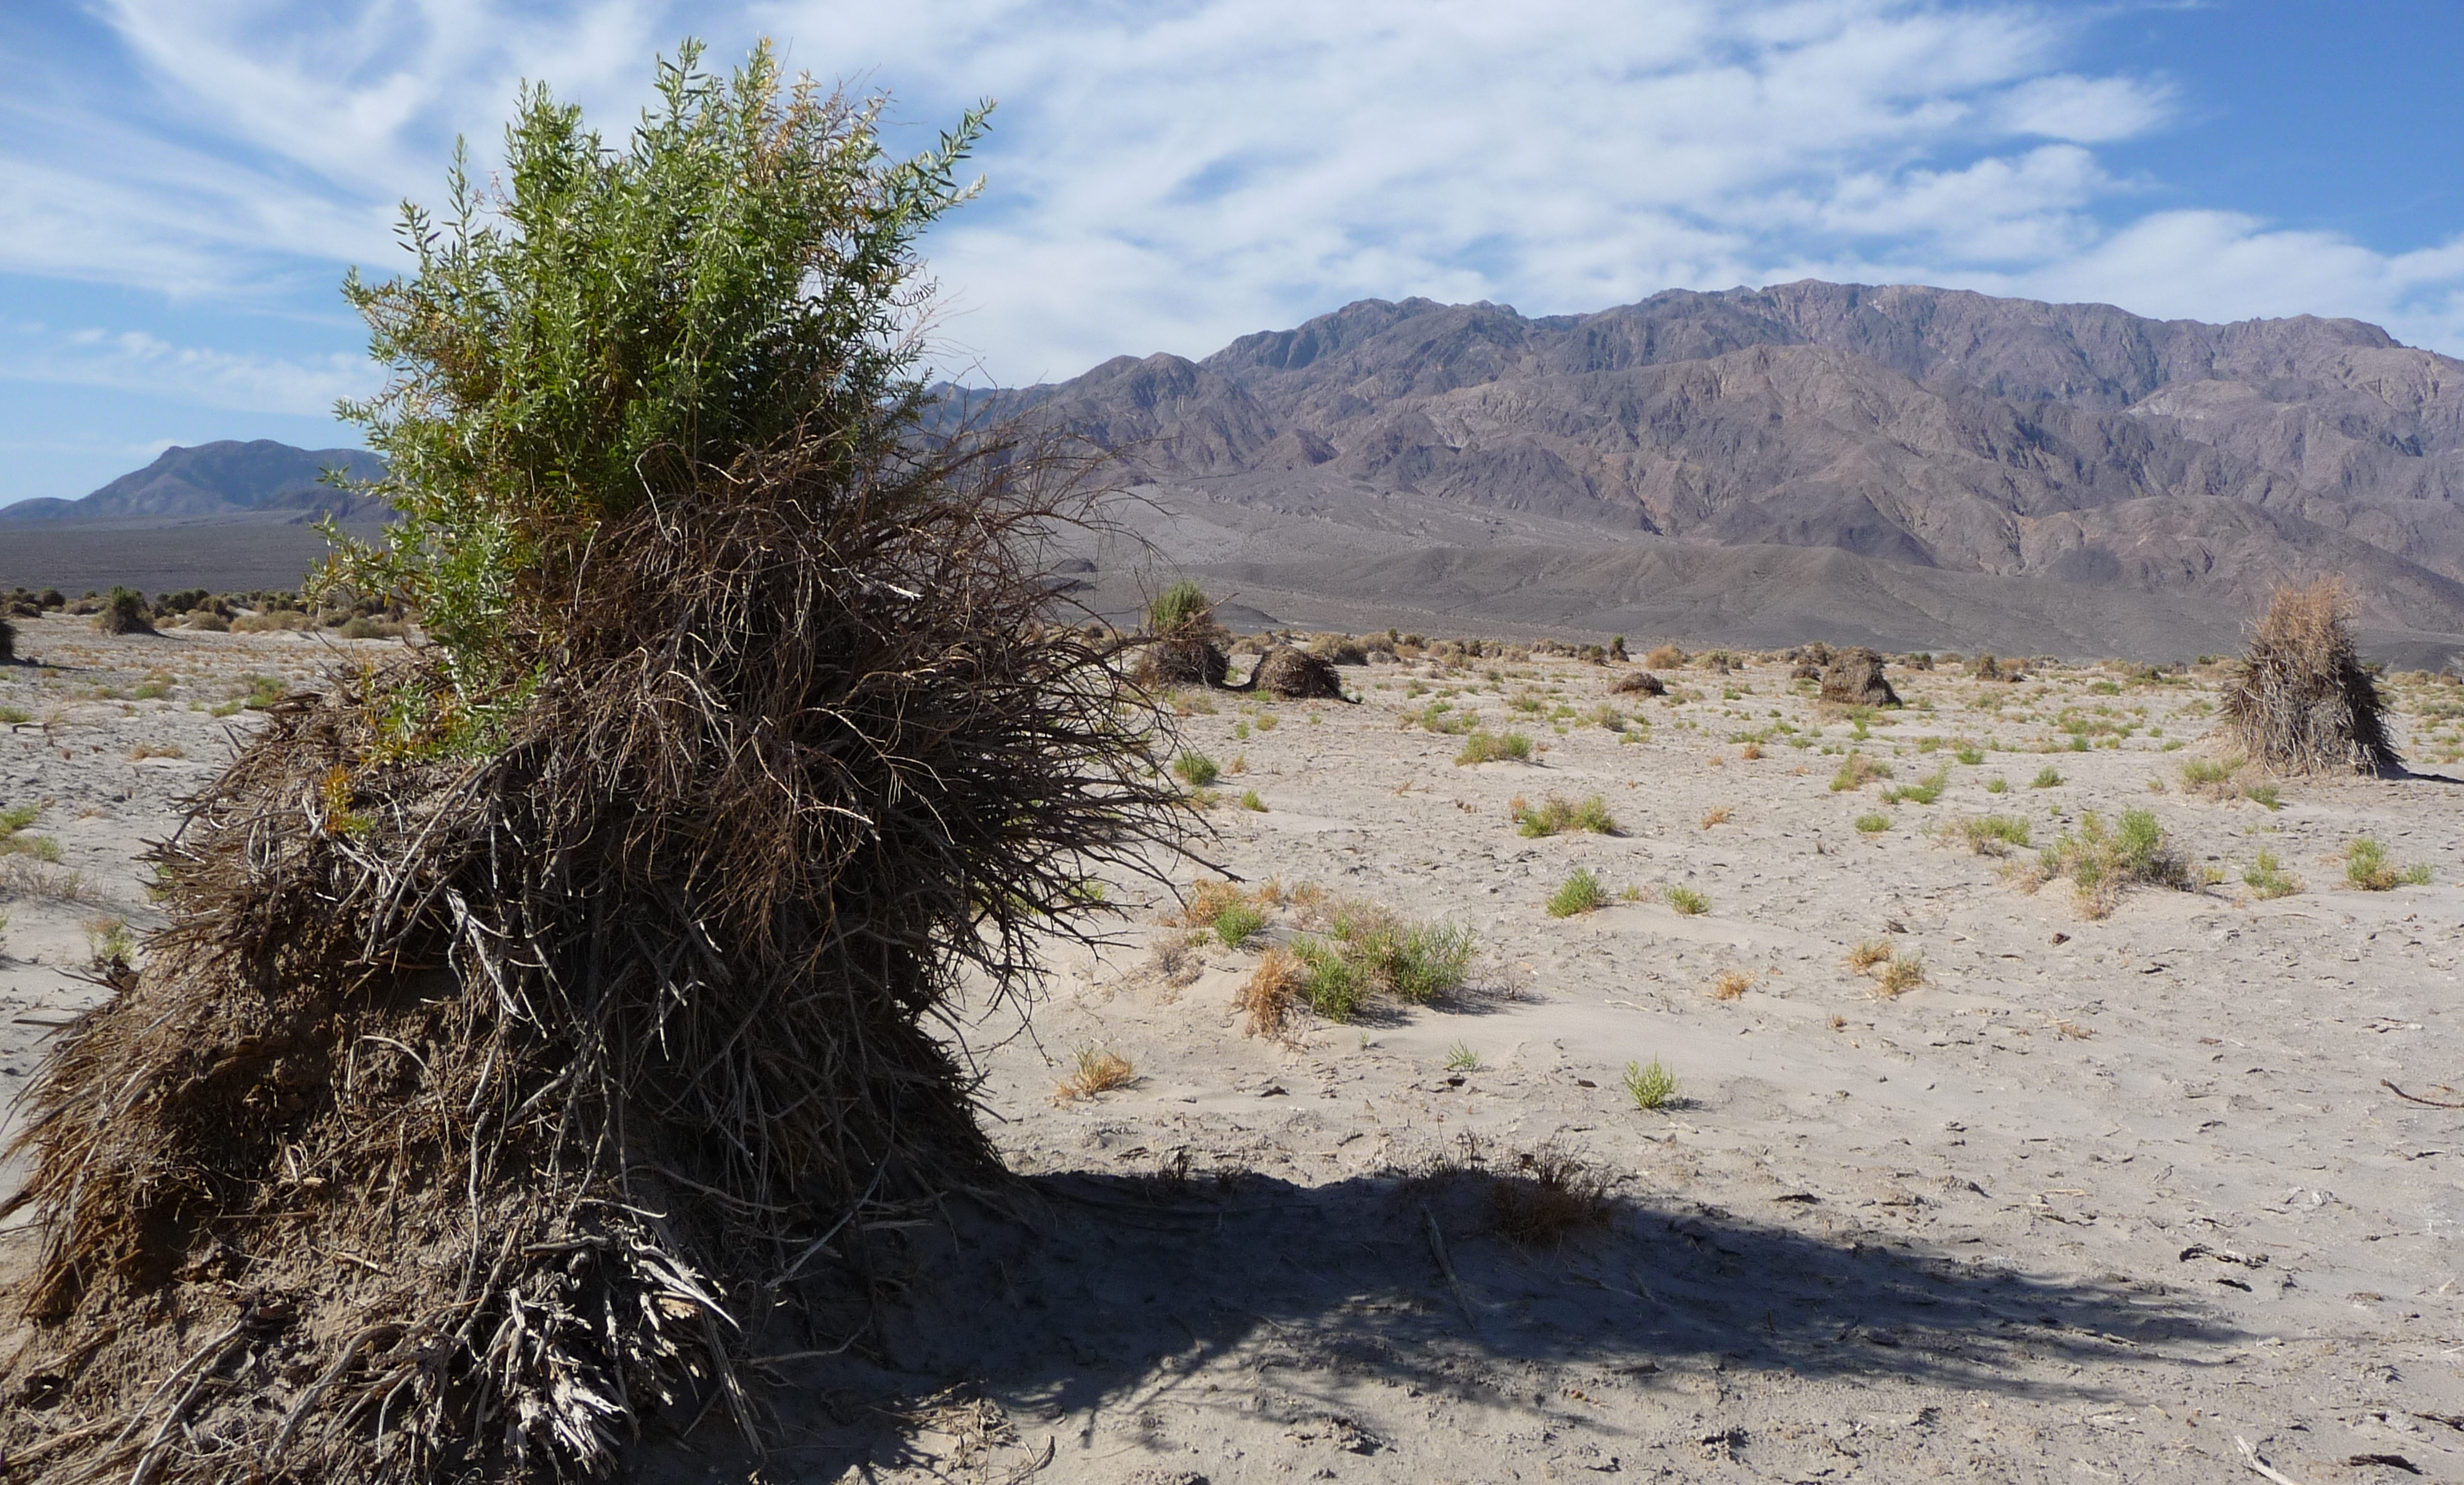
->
{"left": 1700, "top": 805, "right": 1731, "bottom": 829}
{"left": 1055, "top": 1048, "right": 1135, "bottom": 1100}
{"left": 1485, "top": 1144, "right": 1615, "bottom": 1247}
{"left": 2344, "top": 836, "right": 2431, "bottom": 890}
{"left": 2221, "top": 577, "right": 2396, "bottom": 775}
{"left": 2243, "top": 850, "right": 2303, "bottom": 899}
{"left": 2028, "top": 808, "right": 2191, "bottom": 917}
{"left": 1666, "top": 885, "right": 1710, "bottom": 916}
{"left": 1845, "top": 940, "right": 1891, "bottom": 974}
{"left": 1710, "top": 968, "right": 1753, "bottom": 999}
{"left": 1236, "top": 945, "right": 1307, "bottom": 1038}
{"left": 1644, "top": 644, "right": 1686, "bottom": 669}
{"left": 1956, "top": 814, "right": 2032, "bottom": 855}
{"left": 1875, "top": 951, "right": 1927, "bottom": 997}
{"left": 1515, "top": 793, "right": 1617, "bottom": 837}
{"left": 1455, "top": 729, "right": 1534, "bottom": 765}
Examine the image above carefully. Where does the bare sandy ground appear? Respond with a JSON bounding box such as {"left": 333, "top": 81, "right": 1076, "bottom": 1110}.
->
{"left": 8, "top": 616, "right": 2464, "bottom": 1484}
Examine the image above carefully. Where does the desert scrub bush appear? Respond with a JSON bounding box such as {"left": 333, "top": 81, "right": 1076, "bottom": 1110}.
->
{"left": 1710, "top": 967, "right": 1752, "bottom": 999}
{"left": 1546, "top": 868, "right": 1606, "bottom": 917}
{"left": 1845, "top": 940, "right": 1890, "bottom": 974}
{"left": 1444, "top": 1042, "right": 1480, "bottom": 1072}
{"left": 2179, "top": 756, "right": 2238, "bottom": 796}
{"left": 1516, "top": 792, "right": 1617, "bottom": 837}
{"left": 1957, "top": 814, "right": 2032, "bottom": 855}
{"left": 1853, "top": 811, "right": 1891, "bottom": 834}
{"left": 1287, "top": 900, "right": 1477, "bottom": 1021}
{"left": 1985, "top": 775, "right": 2008, "bottom": 794}
{"left": 0, "top": 42, "right": 1193, "bottom": 1485}
{"left": 1055, "top": 1048, "right": 1135, "bottom": 1100}
{"left": 1238, "top": 788, "right": 1266, "bottom": 812}
{"left": 2035, "top": 808, "right": 2189, "bottom": 917}
{"left": 2345, "top": 836, "right": 2431, "bottom": 890}
{"left": 1829, "top": 752, "right": 1891, "bottom": 791}
{"left": 1882, "top": 765, "right": 1948, "bottom": 805}
{"left": 2243, "top": 850, "right": 2303, "bottom": 899}
{"left": 1172, "top": 750, "right": 1221, "bottom": 787}
{"left": 1623, "top": 1057, "right": 1679, "bottom": 1110}
{"left": 1211, "top": 899, "right": 1265, "bottom": 947}
{"left": 2031, "top": 765, "right": 2063, "bottom": 788}
{"left": 1145, "top": 579, "right": 1212, "bottom": 638}
{"left": 1699, "top": 805, "right": 1731, "bottom": 828}
{"left": 91, "top": 585, "right": 153, "bottom": 636}
{"left": 1954, "top": 742, "right": 1985, "bottom": 765}
{"left": 2221, "top": 576, "right": 2396, "bottom": 774}
{"left": 1487, "top": 1145, "right": 1613, "bottom": 1246}
{"left": 1666, "top": 885, "right": 1709, "bottom": 916}
{"left": 1236, "top": 946, "right": 1304, "bottom": 1038}
{"left": 1455, "top": 728, "right": 1533, "bottom": 765}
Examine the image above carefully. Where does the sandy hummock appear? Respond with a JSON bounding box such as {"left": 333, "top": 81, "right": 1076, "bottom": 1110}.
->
{"left": 6, "top": 615, "right": 2464, "bottom": 1484}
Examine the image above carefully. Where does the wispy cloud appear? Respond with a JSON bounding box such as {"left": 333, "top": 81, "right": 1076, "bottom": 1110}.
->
{"left": 0, "top": 321, "right": 375, "bottom": 415}
{"left": 6, "top": 0, "right": 2461, "bottom": 400}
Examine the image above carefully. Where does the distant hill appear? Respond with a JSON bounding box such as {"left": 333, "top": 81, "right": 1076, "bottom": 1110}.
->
{"left": 0, "top": 440, "right": 388, "bottom": 524}
{"left": 992, "top": 281, "right": 2464, "bottom": 660}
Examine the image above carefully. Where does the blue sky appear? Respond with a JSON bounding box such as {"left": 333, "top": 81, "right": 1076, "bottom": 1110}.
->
{"left": 1, "top": 0, "right": 2460, "bottom": 507}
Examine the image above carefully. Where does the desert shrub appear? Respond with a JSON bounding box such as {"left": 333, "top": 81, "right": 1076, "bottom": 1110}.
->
{"left": 1487, "top": 1144, "right": 1613, "bottom": 1246}
{"left": 1954, "top": 742, "right": 1985, "bottom": 765}
{"left": 1146, "top": 580, "right": 1213, "bottom": 638}
{"left": 1174, "top": 750, "right": 1222, "bottom": 787}
{"left": 1820, "top": 646, "right": 1901, "bottom": 707}
{"left": 1985, "top": 775, "right": 2009, "bottom": 793}
{"left": 2221, "top": 577, "right": 2396, "bottom": 774}
{"left": 1700, "top": 804, "right": 1731, "bottom": 827}
{"left": 1288, "top": 901, "right": 1476, "bottom": 1020}
{"left": 1711, "top": 967, "right": 1752, "bottom": 999}
{"left": 91, "top": 585, "right": 153, "bottom": 636}
{"left": 2031, "top": 765, "right": 2063, "bottom": 789}
{"left": 1238, "top": 788, "right": 1266, "bottom": 812}
{"left": 186, "top": 611, "right": 231, "bottom": 632}
{"left": 2179, "top": 757, "right": 2237, "bottom": 795}
{"left": 1958, "top": 814, "right": 2032, "bottom": 854}
{"left": 230, "top": 609, "right": 314, "bottom": 632}
{"left": 2244, "top": 850, "right": 2303, "bottom": 899}
{"left": 0, "top": 43, "right": 1184, "bottom": 1485}
{"left": 2036, "top": 808, "right": 2189, "bottom": 917}
{"left": 1517, "top": 792, "right": 1617, "bottom": 837}
{"left": 1830, "top": 752, "right": 1890, "bottom": 791}
{"left": 1666, "top": 885, "right": 1710, "bottom": 916}
{"left": 1249, "top": 643, "right": 1344, "bottom": 698}
{"left": 1212, "top": 900, "right": 1266, "bottom": 947}
{"left": 1546, "top": 868, "right": 1605, "bottom": 918}
{"left": 1645, "top": 643, "right": 1686, "bottom": 669}
{"left": 1445, "top": 1042, "right": 1480, "bottom": 1072}
{"left": 1882, "top": 765, "right": 1948, "bottom": 805}
{"left": 2345, "top": 836, "right": 2431, "bottom": 890}
{"left": 1455, "top": 729, "right": 1532, "bottom": 765}
{"left": 1237, "top": 945, "right": 1305, "bottom": 1038}
{"left": 1623, "top": 1058, "right": 1678, "bottom": 1110}
{"left": 1307, "top": 632, "right": 1368, "bottom": 666}
{"left": 1854, "top": 811, "right": 1890, "bottom": 834}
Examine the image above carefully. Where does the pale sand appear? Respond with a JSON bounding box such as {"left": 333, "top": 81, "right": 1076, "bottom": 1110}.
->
{"left": 7, "top": 614, "right": 2464, "bottom": 1483}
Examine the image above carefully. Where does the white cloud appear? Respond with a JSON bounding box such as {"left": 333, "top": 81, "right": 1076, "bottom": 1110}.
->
{"left": 0, "top": 321, "right": 376, "bottom": 415}
{"left": 0, "top": 0, "right": 2455, "bottom": 401}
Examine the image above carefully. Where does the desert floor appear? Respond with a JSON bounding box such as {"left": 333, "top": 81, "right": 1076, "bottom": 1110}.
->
{"left": 7, "top": 614, "right": 2464, "bottom": 1484}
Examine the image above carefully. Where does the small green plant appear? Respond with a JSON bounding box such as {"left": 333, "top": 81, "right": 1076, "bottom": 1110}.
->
{"left": 1954, "top": 743, "right": 1985, "bottom": 765}
{"left": 1985, "top": 775, "right": 2008, "bottom": 794}
{"left": 1212, "top": 900, "right": 1266, "bottom": 947}
{"left": 1444, "top": 1043, "right": 1480, "bottom": 1072}
{"left": 1666, "top": 885, "right": 1709, "bottom": 916}
{"left": 1516, "top": 793, "right": 1617, "bottom": 837}
{"left": 2345, "top": 837, "right": 2431, "bottom": 890}
{"left": 0, "top": 706, "right": 28, "bottom": 725}
{"left": 1623, "top": 1058, "right": 1679, "bottom": 1111}
{"left": 2243, "top": 850, "right": 2303, "bottom": 899}
{"left": 2031, "top": 765, "right": 2063, "bottom": 789}
{"left": 1958, "top": 814, "right": 2032, "bottom": 854}
{"left": 1290, "top": 903, "right": 1476, "bottom": 1020}
{"left": 1173, "top": 751, "right": 1222, "bottom": 787}
{"left": 1232, "top": 720, "right": 1250, "bottom": 740}
{"left": 1456, "top": 729, "right": 1534, "bottom": 765}
{"left": 1882, "top": 765, "right": 1949, "bottom": 806}
{"left": 1146, "top": 579, "right": 1213, "bottom": 637}
{"left": 242, "top": 674, "right": 287, "bottom": 710}
{"left": 1255, "top": 712, "right": 1279, "bottom": 732}
{"left": 2036, "top": 808, "right": 2189, "bottom": 917}
{"left": 1876, "top": 950, "right": 1926, "bottom": 997}
{"left": 1854, "top": 811, "right": 1891, "bottom": 834}
{"left": 0, "top": 803, "right": 37, "bottom": 836}
{"left": 84, "top": 915, "right": 136, "bottom": 967}
{"left": 2243, "top": 782, "right": 2280, "bottom": 811}
{"left": 1546, "top": 868, "right": 1606, "bottom": 918}
{"left": 1238, "top": 789, "right": 1267, "bottom": 812}
{"left": 1829, "top": 752, "right": 1891, "bottom": 792}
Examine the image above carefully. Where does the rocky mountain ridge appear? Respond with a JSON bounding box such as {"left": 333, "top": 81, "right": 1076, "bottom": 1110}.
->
{"left": 0, "top": 440, "right": 388, "bottom": 524}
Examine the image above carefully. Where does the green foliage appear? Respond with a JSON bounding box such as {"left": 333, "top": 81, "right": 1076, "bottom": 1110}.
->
{"left": 319, "top": 41, "right": 989, "bottom": 750}
{"left": 1984, "top": 775, "right": 2008, "bottom": 793}
{"left": 1455, "top": 729, "right": 1533, "bottom": 765}
{"left": 1853, "top": 811, "right": 1891, "bottom": 834}
{"left": 1958, "top": 814, "right": 2032, "bottom": 854}
{"left": 1146, "top": 579, "right": 1213, "bottom": 637}
{"left": 2038, "top": 808, "right": 2189, "bottom": 917}
{"left": 1829, "top": 752, "right": 1890, "bottom": 791}
{"left": 1212, "top": 900, "right": 1265, "bottom": 947}
{"left": 2243, "top": 850, "right": 2303, "bottom": 898}
{"left": 2345, "top": 836, "right": 2431, "bottom": 890}
{"left": 1289, "top": 903, "right": 1475, "bottom": 1021}
{"left": 1954, "top": 743, "right": 1985, "bottom": 765}
{"left": 2031, "top": 765, "right": 2063, "bottom": 788}
{"left": 1172, "top": 751, "right": 1221, "bottom": 788}
{"left": 1444, "top": 1043, "right": 1480, "bottom": 1072}
{"left": 1517, "top": 793, "right": 1617, "bottom": 837}
{"left": 1238, "top": 789, "right": 1267, "bottom": 813}
{"left": 1666, "top": 885, "right": 1710, "bottom": 916}
{"left": 1546, "top": 868, "right": 1605, "bottom": 918}
{"left": 1623, "top": 1058, "right": 1679, "bottom": 1110}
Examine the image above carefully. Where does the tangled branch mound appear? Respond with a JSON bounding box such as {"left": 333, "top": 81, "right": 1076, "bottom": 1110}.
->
{"left": 1248, "top": 643, "right": 1344, "bottom": 700}
{"left": 1819, "top": 646, "right": 1901, "bottom": 708}
{"left": 1612, "top": 669, "right": 1665, "bottom": 696}
{"left": 2222, "top": 578, "right": 2398, "bottom": 775}
{"left": 1135, "top": 635, "right": 1231, "bottom": 687}
{"left": 0, "top": 43, "right": 1178, "bottom": 1484}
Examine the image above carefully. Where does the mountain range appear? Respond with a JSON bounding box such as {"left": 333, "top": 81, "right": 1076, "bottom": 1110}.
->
{"left": 1003, "top": 281, "right": 2464, "bottom": 661}
{"left": 0, "top": 440, "right": 389, "bottom": 525}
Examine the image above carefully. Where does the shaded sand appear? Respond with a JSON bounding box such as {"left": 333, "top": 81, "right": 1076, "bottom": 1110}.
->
{"left": 9, "top": 622, "right": 2464, "bottom": 1483}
